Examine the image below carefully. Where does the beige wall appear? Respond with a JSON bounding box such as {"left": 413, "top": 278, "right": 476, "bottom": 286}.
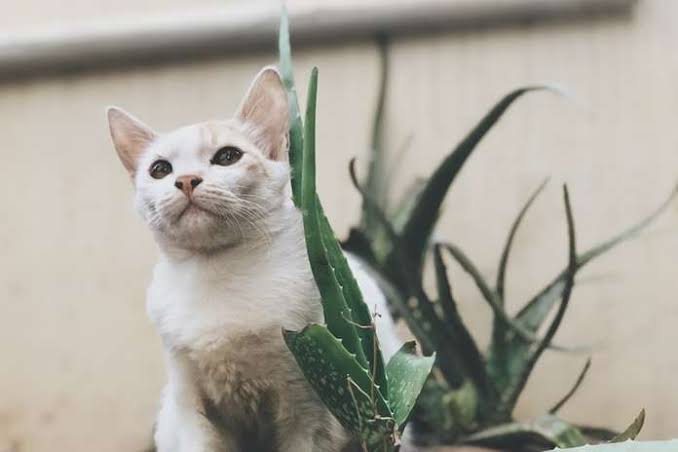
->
{"left": 1, "top": 0, "right": 677, "bottom": 450}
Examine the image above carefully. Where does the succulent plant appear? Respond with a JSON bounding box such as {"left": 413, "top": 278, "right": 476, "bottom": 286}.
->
{"left": 278, "top": 11, "right": 435, "bottom": 451}
{"left": 342, "top": 40, "right": 677, "bottom": 450}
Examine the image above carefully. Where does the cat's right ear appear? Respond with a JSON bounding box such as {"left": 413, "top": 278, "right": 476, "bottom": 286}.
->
{"left": 107, "top": 107, "right": 156, "bottom": 176}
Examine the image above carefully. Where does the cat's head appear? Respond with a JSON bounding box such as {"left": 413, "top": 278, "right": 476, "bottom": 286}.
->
{"left": 108, "top": 67, "right": 290, "bottom": 252}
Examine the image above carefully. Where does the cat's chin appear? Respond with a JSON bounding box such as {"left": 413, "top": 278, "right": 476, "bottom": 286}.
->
{"left": 152, "top": 206, "right": 244, "bottom": 253}
{"left": 176, "top": 202, "right": 215, "bottom": 224}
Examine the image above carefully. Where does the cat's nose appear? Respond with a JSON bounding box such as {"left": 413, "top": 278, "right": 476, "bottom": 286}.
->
{"left": 174, "top": 175, "right": 203, "bottom": 198}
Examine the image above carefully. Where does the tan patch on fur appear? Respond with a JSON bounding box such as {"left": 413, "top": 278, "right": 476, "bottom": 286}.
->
{"left": 187, "top": 326, "right": 351, "bottom": 451}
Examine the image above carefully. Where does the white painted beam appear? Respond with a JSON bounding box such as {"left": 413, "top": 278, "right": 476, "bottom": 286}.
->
{"left": 0, "top": 0, "right": 637, "bottom": 80}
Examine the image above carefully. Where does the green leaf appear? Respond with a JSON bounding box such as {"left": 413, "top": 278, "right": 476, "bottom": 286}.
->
{"left": 411, "top": 377, "right": 480, "bottom": 442}
{"left": 577, "top": 425, "right": 619, "bottom": 442}
{"left": 384, "top": 86, "right": 551, "bottom": 284}
{"left": 382, "top": 134, "right": 415, "bottom": 216}
{"left": 366, "top": 176, "right": 426, "bottom": 267}
{"left": 349, "top": 160, "right": 443, "bottom": 355}
{"left": 342, "top": 228, "right": 378, "bottom": 267}
{"left": 578, "top": 184, "right": 677, "bottom": 268}
{"left": 283, "top": 325, "right": 395, "bottom": 443}
{"left": 432, "top": 244, "right": 493, "bottom": 399}
{"left": 349, "top": 160, "right": 463, "bottom": 388}
{"left": 463, "top": 414, "right": 587, "bottom": 449}
{"left": 515, "top": 183, "right": 678, "bottom": 335}
{"left": 549, "top": 439, "right": 678, "bottom": 452}
{"left": 496, "top": 178, "right": 549, "bottom": 305}
{"left": 390, "top": 177, "right": 427, "bottom": 234}
{"left": 544, "top": 440, "right": 678, "bottom": 452}
{"left": 610, "top": 409, "right": 645, "bottom": 443}
{"left": 385, "top": 341, "right": 435, "bottom": 427}
{"left": 361, "top": 38, "right": 390, "bottom": 239}
{"left": 486, "top": 184, "right": 678, "bottom": 400}
{"left": 549, "top": 358, "right": 592, "bottom": 414}
{"left": 316, "top": 199, "right": 388, "bottom": 395}
{"left": 278, "top": 6, "right": 304, "bottom": 206}
{"left": 438, "top": 243, "right": 541, "bottom": 345}
{"left": 497, "top": 185, "right": 578, "bottom": 414}
{"left": 487, "top": 179, "right": 548, "bottom": 393}
{"left": 375, "top": 274, "right": 442, "bottom": 361}
{"left": 300, "top": 68, "right": 368, "bottom": 370}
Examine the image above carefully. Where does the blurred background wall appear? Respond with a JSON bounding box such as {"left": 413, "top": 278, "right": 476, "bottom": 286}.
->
{"left": 0, "top": 0, "right": 677, "bottom": 450}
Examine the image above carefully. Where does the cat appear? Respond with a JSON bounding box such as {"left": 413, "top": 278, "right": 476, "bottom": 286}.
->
{"left": 107, "top": 66, "right": 401, "bottom": 452}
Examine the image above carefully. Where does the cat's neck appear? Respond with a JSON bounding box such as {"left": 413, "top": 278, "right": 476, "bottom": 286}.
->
{"left": 146, "top": 198, "right": 320, "bottom": 347}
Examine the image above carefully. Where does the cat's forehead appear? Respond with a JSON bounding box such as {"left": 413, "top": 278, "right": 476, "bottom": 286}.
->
{"left": 151, "top": 120, "right": 250, "bottom": 158}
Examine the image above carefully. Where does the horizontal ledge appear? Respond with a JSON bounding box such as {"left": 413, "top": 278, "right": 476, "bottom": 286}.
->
{"left": 0, "top": 0, "right": 637, "bottom": 81}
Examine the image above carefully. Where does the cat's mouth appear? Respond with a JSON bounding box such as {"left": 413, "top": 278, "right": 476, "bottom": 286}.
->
{"left": 175, "top": 201, "right": 215, "bottom": 222}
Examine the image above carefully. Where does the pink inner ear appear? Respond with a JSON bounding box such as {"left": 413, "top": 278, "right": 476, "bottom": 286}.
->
{"left": 108, "top": 107, "right": 156, "bottom": 175}
{"left": 236, "top": 68, "right": 290, "bottom": 162}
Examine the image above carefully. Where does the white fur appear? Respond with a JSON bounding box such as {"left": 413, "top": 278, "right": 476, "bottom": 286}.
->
{"left": 108, "top": 68, "right": 401, "bottom": 452}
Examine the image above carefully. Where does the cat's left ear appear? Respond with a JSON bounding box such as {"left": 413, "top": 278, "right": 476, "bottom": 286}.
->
{"left": 107, "top": 107, "right": 157, "bottom": 176}
{"left": 236, "top": 67, "right": 289, "bottom": 161}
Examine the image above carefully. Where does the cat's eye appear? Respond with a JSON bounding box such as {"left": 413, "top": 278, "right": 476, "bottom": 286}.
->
{"left": 149, "top": 160, "right": 172, "bottom": 179}
{"left": 211, "top": 146, "right": 243, "bottom": 166}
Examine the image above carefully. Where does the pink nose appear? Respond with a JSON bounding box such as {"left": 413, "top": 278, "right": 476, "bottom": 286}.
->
{"left": 174, "top": 175, "right": 202, "bottom": 197}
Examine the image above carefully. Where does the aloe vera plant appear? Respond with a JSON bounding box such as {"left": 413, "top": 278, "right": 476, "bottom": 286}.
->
{"left": 343, "top": 41, "right": 677, "bottom": 450}
{"left": 278, "top": 11, "right": 435, "bottom": 451}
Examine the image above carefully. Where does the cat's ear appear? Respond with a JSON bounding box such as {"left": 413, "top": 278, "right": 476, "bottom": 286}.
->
{"left": 107, "top": 107, "right": 157, "bottom": 175}
{"left": 236, "top": 67, "right": 289, "bottom": 161}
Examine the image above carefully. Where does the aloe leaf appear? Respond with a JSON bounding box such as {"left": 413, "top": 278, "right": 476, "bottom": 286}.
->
{"left": 365, "top": 176, "right": 426, "bottom": 265}
{"left": 300, "top": 69, "right": 368, "bottom": 370}
{"left": 342, "top": 228, "right": 378, "bottom": 267}
{"left": 278, "top": 6, "right": 304, "bottom": 206}
{"left": 610, "top": 409, "right": 645, "bottom": 443}
{"left": 412, "top": 377, "right": 480, "bottom": 441}
{"left": 374, "top": 272, "right": 441, "bottom": 363}
{"left": 316, "top": 198, "right": 388, "bottom": 394}
{"left": 577, "top": 425, "right": 619, "bottom": 442}
{"left": 496, "top": 178, "right": 550, "bottom": 305}
{"left": 385, "top": 341, "right": 435, "bottom": 427}
{"left": 390, "top": 177, "right": 427, "bottom": 234}
{"left": 385, "top": 86, "right": 551, "bottom": 282}
{"left": 498, "top": 185, "right": 578, "bottom": 413}
{"left": 383, "top": 133, "right": 415, "bottom": 209}
{"left": 489, "top": 186, "right": 676, "bottom": 403}
{"left": 283, "top": 325, "right": 395, "bottom": 443}
{"left": 549, "top": 439, "right": 678, "bottom": 452}
{"left": 578, "top": 184, "right": 677, "bottom": 266}
{"left": 549, "top": 358, "right": 592, "bottom": 414}
{"left": 487, "top": 179, "right": 549, "bottom": 392}
{"left": 349, "top": 160, "right": 464, "bottom": 387}
{"left": 439, "top": 243, "right": 541, "bottom": 345}
{"left": 349, "top": 160, "right": 444, "bottom": 352}
{"left": 361, "top": 38, "right": 390, "bottom": 239}
{"left": 515, "top": 183, "right": 678, "bottom": 334}
{"left": 544, "top": 440, "right": 678, "bottom": 452}
{"left": 432, "top": 244, "right": 493, "bottom": 399}
{"left": 463, "top": 414, "right": 587, "bottom": 449}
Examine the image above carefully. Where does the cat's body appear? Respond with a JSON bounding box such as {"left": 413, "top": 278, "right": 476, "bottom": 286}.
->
{"left": 108, "top": 68, "right": 400, "bottom": 452}
{"left": 150, "top": 203, "right": 329, "bottom": 452}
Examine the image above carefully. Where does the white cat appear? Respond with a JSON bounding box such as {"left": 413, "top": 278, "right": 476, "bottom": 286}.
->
{"left": 107, "top": 67, "right": 401, "bottom": 452}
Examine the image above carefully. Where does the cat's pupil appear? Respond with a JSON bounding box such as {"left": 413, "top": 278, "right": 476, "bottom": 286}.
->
{"left": 212, "top": 146, "right": 243, "bottom": 166}
{"left": 150, "top": 160, "right": 172, "bottom": 179}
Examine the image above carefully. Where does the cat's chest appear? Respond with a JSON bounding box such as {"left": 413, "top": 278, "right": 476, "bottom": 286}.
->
{"left": 189, "top": 326, "right": 299, "bottom": 404}
{"left": 146, "top": 249, "right": 321, "bottom": 351}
